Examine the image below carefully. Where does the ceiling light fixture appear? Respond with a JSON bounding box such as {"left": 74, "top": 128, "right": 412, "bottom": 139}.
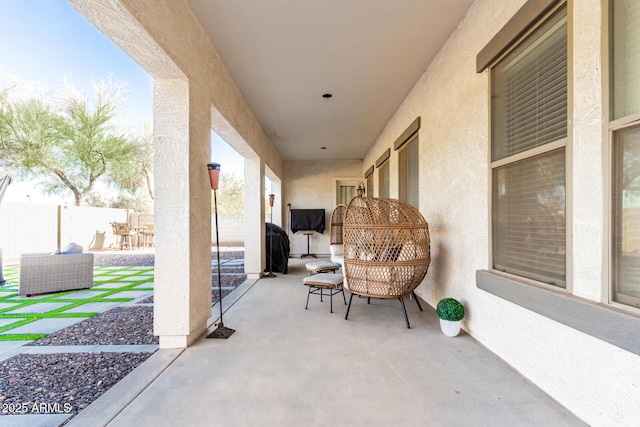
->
{"left": 321, "top": 146, "right": 327, "bottom": 150}
{"left": 322, "top": 93, "right": 333, "bottom": 98}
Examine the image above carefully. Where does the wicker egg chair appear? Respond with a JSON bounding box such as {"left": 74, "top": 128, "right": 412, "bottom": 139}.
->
{"left": 343, "top": 197, "right": 430, "bottom": 328}
{"left": 330, "top": 204, "right": 347, "bottom": 245}
{"left": 329, "top": 204, "right": 347, "bottom": 265}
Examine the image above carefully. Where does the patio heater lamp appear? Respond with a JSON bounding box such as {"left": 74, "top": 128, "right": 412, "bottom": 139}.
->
{"left": 206, "top": 163, "right": 235, "bottom": 339}
{"left": 287, "top": 203, "right": 292, "bottom": 258}
{"left": 265, "top": 194, "right": 276, "bottom": 278}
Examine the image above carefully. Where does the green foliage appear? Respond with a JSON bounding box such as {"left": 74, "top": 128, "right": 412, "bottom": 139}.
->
{"left": 84, "top": 189, "right": 152, "bottom": 212}
{"left": 215, "top": 172, "right": 244, "bottom": 214}
{"left": 436, "top": 298, "right": 465, "bottom": 321}
{"left": 0, "top": 78, "right": 150, "bottom": 206}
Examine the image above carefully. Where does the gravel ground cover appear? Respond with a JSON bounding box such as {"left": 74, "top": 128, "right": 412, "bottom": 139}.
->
{"left": 0, "top": 352, "right": 152, "bottom": 416}
{"left": 27, "top": 306, "right": 157, "bottom": 346}
{"left": 1, "top": 249, "right": 245, "bottom": 423}
{"left": 93, "top": 250, "right": 245, "bottom": 267}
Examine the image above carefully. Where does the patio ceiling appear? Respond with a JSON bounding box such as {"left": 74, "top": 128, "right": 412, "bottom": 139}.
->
{"left": 186, "top": 0, "right": 475, "bottom": 162}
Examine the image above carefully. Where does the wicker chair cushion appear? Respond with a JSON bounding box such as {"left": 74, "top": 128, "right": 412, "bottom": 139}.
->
{"left": 305, "top": 261, "right": 340, "bottom": 274}
{"left": 329, "top": 244, "right": 343, "bottom": 256}
{"left": 303, "top": 273, "right": 344, "bottom": 288}
{"left": 379, "top": 244, "right": 402, "bottom": 262}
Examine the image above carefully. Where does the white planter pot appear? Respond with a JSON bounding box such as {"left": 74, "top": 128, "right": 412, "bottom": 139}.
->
{"left": 439, "top": 319, "right": 461, "bottom": 337}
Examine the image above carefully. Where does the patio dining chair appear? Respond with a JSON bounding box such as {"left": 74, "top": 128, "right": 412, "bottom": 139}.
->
{"left": 111, "top": 222, "right": 136, "bottom": 250}
{"left": 140, "top": 223, "right": 154, "bottom": 248}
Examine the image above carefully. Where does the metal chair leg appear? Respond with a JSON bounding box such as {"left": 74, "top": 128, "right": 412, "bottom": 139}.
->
{"left": 330, "top": 289, "right": 333, "bottom": 313}
{"left": 305, "top": 286, "right": 312, "bottom": 309}
{"left": 399, "top": 297, "right": 411, "bottom": 329}
{"left": 341, "top": 287, "right": 347, "bottom": 305}
{"left": 412, "top": 292, "right": 423, "bottom": 311}
{"left": 345, "top": 293, "right": 354, "bottom": 320}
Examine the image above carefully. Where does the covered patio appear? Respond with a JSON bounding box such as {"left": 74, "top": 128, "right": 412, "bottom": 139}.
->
{"left": 46, "top": 0, "right": 640, "bottom": 425}
{"left": 68, "top": 257, "right": 584, "bottom": 426}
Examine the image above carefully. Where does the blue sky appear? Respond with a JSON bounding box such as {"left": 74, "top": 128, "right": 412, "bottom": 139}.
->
{"left": 0, "top": 0, "right": 243, "bottom": 203}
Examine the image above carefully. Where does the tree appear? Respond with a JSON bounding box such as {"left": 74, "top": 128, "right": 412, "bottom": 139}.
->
{"left": 113, "top": 124, "right": 154, "bottom": 201}
{"left": 0, "top": 79, "right": 147, "bottom": 206}
{"left": 214, "top": 172, "right": 244, "bottom": 214}
{"left": 84, "top": 188, "right": 152, "bottom": 213}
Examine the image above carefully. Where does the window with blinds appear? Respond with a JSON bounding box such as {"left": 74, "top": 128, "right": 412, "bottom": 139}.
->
{"left": 493, "top": 150, "right": 566, "bottom": 286}
{"left": 379, "top": 161, "right": 390, "bottom": 198}
{"left": 399, "top": 135, "right": 419, "bottom": 208}
{"left": 492, "top": 8, "right": 567, "bottom": 161}
{"left": 613, "top": 127, "right": 640, "bottom": 306}
{"left": 490, "top": 4, "right": 567, "bottom": 287}
{"left": 611, "top": 0, "right": 640, "bottom": 120}
{"left": 611, "top": 0, "right": 640, "bottom": 308}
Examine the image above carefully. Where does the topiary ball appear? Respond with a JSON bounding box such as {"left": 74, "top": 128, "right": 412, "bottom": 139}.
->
{"left": 436, "top": 298, "right": 464, "bottom": 321}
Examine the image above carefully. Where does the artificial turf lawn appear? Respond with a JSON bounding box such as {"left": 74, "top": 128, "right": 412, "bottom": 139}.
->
{"left": 0, "top": 266, "right": 154, "bottom": 340}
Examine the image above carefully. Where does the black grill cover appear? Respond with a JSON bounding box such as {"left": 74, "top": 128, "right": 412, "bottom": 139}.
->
{"left": 265, "top": 223, "right": 290, "bottom": 274}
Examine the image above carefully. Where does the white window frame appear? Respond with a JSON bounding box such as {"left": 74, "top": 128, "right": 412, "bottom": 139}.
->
{"left": 489, "top": 2, "right": 569, "bottom": 290}
{"left": 608, "top": 0, "right": 640, "bottom": 310}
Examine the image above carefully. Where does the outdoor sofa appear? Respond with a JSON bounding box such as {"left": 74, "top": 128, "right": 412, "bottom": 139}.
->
{"left": 19, "top": 251, "right": 94, "bottom": 296}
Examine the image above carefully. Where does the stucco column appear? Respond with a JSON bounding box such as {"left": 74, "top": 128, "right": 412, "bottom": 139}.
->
{"left": 571, "top": 0, "right": 604, "bottom": 300}
{"left": 153, "top": 79, "right": 213, "bottom": 348}
{"left": 244, "top": 157, "right": 266, "bottom": 278}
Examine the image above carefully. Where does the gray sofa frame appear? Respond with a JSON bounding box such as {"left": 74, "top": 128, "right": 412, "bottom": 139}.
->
{"left": 19, "top": 252, "right": 94, "bottom": 296}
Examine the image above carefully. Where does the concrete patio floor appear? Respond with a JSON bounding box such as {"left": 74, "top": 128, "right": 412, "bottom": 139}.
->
{"left": 70, "top": 257, "right": 586, "bottom": 427}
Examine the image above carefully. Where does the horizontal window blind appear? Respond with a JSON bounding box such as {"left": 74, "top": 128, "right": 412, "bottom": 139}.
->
{"left": 492, "top": 8, "right": 567, "bottom": 162}
{"left": 612, "top": 0, "right": 640, "bottom": 119}
{"left": 613, "top": 125, "right": 640, "bottom": 305}
{"left": 399, "top": 136, "right": 419, "bottom": 208}
{"left": 492, "top": 149, "right": 566, "bottom": 286}
{"left": 379, "top": 162, "right": 390, "bottom": 198}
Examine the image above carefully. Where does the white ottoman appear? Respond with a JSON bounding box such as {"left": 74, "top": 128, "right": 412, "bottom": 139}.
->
{"left": 305, "top": 260, "right": 340, "bottom": 275}
{"left": 303, "top": 273, "right": 346, "bottom": 313}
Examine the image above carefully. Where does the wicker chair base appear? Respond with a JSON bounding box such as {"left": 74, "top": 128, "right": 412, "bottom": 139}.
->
{"left": 345, "top": 292, "right": 424, "bottom": 328}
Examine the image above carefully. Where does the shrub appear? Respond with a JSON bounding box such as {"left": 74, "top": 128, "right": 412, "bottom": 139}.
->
{"left": 436, "top": 298, "right": 464, "bottom": 321}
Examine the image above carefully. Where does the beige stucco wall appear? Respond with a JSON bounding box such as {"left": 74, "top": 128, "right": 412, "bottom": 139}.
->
{"left": 362, "top": 0, "right": 638, "bottom": 425}
{"left": 364, "top": 0, "right": 640, "bottom": 425}
{"left": 283, "top": 160, "right": 362, "bottom": 256}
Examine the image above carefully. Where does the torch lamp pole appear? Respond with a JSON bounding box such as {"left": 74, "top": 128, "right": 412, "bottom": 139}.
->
{"left": 287, "top": 203, "right": 292, "bottom": 258}
{"left": 264, "top": 194, "right": 276, "bottom": 277}
{"left": 206, "top": 163, "right": 235, "bottom": 339}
